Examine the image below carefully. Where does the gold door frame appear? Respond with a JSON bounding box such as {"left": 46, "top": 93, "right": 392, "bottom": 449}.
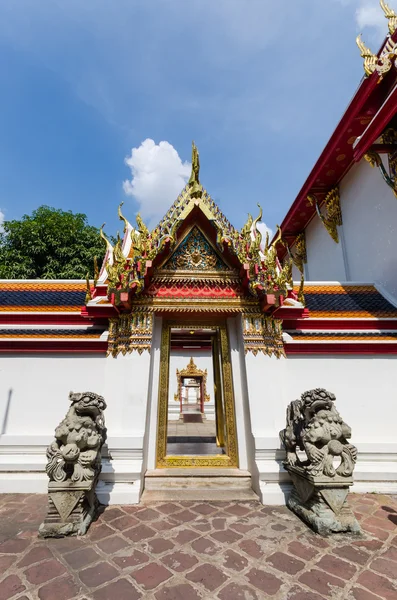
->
{"left": 156, "top": 320, "right": 239, "bottom": 468}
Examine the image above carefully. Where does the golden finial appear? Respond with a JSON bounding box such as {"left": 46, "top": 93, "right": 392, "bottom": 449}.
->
{"left": 356, "top": 34, "right": 377, "bottom": 77}
{"left": 271, "top": 225, "right": 282, "bottom": 248}
{"left": 99, "top": 223, "right": 113, "bottom": 253}
{"left": 118, "top": 202, "right": 129, "bottom": 233}
{"left": 252, "top": 203, "right": 263, "bottom": 248}
{"left": 380, "top": 0, "right": 397, "bottom": 35}
{"left": 188, "top": 141, "right": 203, "bottom": 198}
{"left": 188, "top": 141, "right": 200, "bottom": 185}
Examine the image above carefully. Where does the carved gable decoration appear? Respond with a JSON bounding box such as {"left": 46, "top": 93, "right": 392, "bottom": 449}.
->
{"left": 160, "top": 226, "right": 231, "bottom": 274}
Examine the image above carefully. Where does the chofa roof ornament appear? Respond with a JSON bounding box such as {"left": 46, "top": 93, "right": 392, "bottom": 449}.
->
{"left": 356, "top": 2, "right": 397, "bottom": 79}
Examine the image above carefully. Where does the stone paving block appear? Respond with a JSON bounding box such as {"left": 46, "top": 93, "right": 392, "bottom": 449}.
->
{"left": 161, "top": 550, "right": 198, "bottom": 572}
{"left": 101, "top": 507, "right": 125, "bottom": 522}
{"left": 222, "top": 549, "right": 249, "bottom": 572}
{"left": 135, "top": 508, "right": 160, "bottom": 521}
{"left": 211, "top": 529, "right": 243, "bottom": 544}
{"left": 92, "top": 578, "right": 142, "bottom": 600}
{"left": 217, "top": 582, "right": 260, "bottom": 599}
{"left": 78, "top": 561, "right": 119, "bottom": 588}
{"left": 369, "top": 557, "right": 397, "bottom": 579}
{"left": 332, "top": 544, "right": 370, "bottom": 566}
{"left": 381, "top": 545, "right": 397, "bottom": 562}
{"left": 96, "top": 534, "right": 129, "bottom": 554}
{"left": 156, "top": 503, "right": 181, "bottom": 515}
{"left": 0, "top": 539, "right": 30, "bottom": 553}
{"left": 147, "top": 538, "right": 175, "bottom": 554}
{"left": 0, "top": 556, "right": 15, "bottom": 572}
{"left": 0, "top": 574, "right": 26, "bottom": 600}
{"left": 351, "top": 587, "right": 388, "bottom": 600}
{"left": 286, "top": 586, "right": 325, "bottom": 600}
{"left": 245, "top": 567, "right": 282, "bottom": 596}
{"left": 316, "top": 553, "right": 357, "bottom": 580}
{"left": 17, "top": 546, "right": 53, "bottom": 568}
{"left": 360, "top": 569, "right": 397, "bottom": 600}
{"left": 172, "top": 510, "right": 197, "bottom": 523}
{"left": 287, "top": 540, "right": 318, "bottom": 561}
{"left": 191, "top": 536, "right": 219, "bottom": 556}
{"left": 173, "top": 528, "right": 200, "bottom": 545}
{"left": 131, "top": 562, "right": 172, "bottom": 590}
{"left": 155, "top": 582, "right": 203, "bottom": 600}
{"left": 123, "top": 524, "right": 156, "bottom": 542}
{"left": 111, "top": 514, "right": 140, "bottom": 531}
{"left": 299, "top": 568, "right": 345, "bottom": 596}
{"left": 88, "top": 523, "right": 115, "bottom": 542}
{"left": 225, "top": 504, "right": 252, "bottom": 517}
{"left": 37, "top": 575, "right": 81, "bottom": 600}
{"left": 63, "top": 547, "right": 101, "bottom": 569}
{"left": 238, "top": 539, "right": 264, "bottom": 559}
{"left": 24, "top": 558, "right": 67, "bottom": 585}
{"left": 192, "top": 503, "right": 217, "bottom": 515}
{"left": 113, "top": 550, "right": 149, "bottom": 569}
{"left": 186, "top": 563, "right": 228, "bottom": 592}
{"left": 266, "top": 551, "right": 305, "bottom": 575}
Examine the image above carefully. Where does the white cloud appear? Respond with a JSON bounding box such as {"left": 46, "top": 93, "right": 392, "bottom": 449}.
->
{"left": 0, "top": 209, "right": 4, "bottom": 233}
{"left": 356, "top": 1, "right": 387, "bottom": 38}
{"left": 123, "top": 139, "right": 191, "bottom": 225}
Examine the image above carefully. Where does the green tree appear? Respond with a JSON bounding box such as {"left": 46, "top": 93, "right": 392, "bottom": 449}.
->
{"left": 0, "top": 206, "right": 106, "bottom": 279}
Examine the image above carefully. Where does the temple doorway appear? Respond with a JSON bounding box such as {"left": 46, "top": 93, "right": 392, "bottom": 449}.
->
{"left": 156, "top": 320, "right": 238, "bottom": 467}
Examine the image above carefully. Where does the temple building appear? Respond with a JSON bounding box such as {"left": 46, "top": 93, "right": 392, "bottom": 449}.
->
{"left": 1, "top": 3, "right": 397, "bottom": 504}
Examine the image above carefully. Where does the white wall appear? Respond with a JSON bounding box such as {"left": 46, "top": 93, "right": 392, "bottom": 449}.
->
{"left": 304, "top": 209, "right": 346, "bottom": 281}
{"left": 0, "top": 351, "right": 153, "bottom": 504}
{"left": 340, "top": 158, "right": 397, "bottom": 300}
{"left": 245, "top": 352, "right": 397, "bottom": 503}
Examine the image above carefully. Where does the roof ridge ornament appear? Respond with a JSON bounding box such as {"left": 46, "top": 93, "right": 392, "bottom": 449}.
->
{"left": 307, "top": 187, "right": 342, "bottom": 243}
{"left": 188, "top": 141, "right": 203, "bottom": 198}
{"left": 380, "top": 0, "right": 397, "bottom": 36}
{"left": 356, "top": 34, "right": 377, "bottom": 77}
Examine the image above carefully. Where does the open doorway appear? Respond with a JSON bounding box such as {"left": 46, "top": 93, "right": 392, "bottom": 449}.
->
{"left": 156, "top": 321, "right": 238, "bottom": 468}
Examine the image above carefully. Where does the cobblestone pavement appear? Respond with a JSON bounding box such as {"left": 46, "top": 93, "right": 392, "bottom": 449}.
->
{"left": 0, "top": 493, "right": 397, "bottom": 600}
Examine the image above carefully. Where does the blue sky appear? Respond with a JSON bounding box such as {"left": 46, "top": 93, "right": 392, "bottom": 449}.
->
{"left": 0, "top": 0, "right": 391, "bottom": 237}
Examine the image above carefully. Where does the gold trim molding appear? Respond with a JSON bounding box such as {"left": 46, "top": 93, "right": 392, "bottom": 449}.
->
{"left": 242, "top": 313, "right": 285, "bottom": 358}
{"left": 156, "top": 321, "right": 238, "bottom": 468}
{"left": 107, "top": 312, "right": 153, "bottom": 357}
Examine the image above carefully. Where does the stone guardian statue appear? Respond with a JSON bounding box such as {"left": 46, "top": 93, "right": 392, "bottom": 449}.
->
{"left": 280, "top": 388, "right": 361, "bottom": 535}
{"left": 39, "top": 391, "right": 107, "bottom": 537}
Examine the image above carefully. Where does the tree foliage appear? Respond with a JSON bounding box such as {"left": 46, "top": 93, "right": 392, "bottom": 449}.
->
{"left": 0, "top": 206, "right": 106, "bottom": 279}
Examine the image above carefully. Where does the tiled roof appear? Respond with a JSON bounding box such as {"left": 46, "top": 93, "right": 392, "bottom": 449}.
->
{"left": 0, "top": 328, "right": 104, "bottom": 339}
{"left": 299, "top": 284, "right": 397, "bottom": 319}
{"left": 288, "top": 331, "right": 397, "bottom": 342}
{"left": 0, "top": 281, "right": 86, "bottom": 312}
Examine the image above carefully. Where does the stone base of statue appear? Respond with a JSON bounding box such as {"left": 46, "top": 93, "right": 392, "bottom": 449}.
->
{"left": 286, "top": 466, "right": 361, "bottom": 536}
{"left": 39, "top": 480, "right": 100, "bottom": 538}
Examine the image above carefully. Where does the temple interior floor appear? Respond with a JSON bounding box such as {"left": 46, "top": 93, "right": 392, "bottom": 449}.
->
{"left": 1, "top": 493, "right": 396, "bottom": 599}
{"left": 166, "top": 420, "right": 215, "bottom": 437}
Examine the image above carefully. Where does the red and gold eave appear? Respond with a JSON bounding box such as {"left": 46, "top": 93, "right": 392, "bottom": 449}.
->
{"left": 275, "top": 29, "right": 397, "bottom": 259}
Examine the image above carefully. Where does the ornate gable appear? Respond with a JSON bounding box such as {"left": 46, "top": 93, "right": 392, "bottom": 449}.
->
{"left": 91, "top": 142, "right": 297, "bottom": 313}
{"left": 159, "top": 226, "right": 233, "bottom": 275}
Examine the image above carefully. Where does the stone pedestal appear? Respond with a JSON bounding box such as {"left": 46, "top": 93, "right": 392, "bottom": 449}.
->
{"left": 39, "top": 480, "right": 99, "bottom": 538}
{"left": 287, "top": 466, "right": 361, "bottom": 536}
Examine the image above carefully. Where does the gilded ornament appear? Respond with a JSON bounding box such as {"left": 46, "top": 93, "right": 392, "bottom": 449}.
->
{"left": 356, "top": 34, "right": 377, "bottom": 77}
{"left": 242, "top": 313, "right": 285, "bottom": 358}
{"left": 106, "top": 312, "right": 153, "bottom": 357}
{"left": 308, "top": 188, "right": 342, "bottom": 243}
{"left": 364, "top": 149, "right": 397, "bottom": 198}
{"left": 85, "top": 273, "right": 92, "bottom": 303}
{"left": 380, "top": 0, "right": 397, "bottom": 35}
